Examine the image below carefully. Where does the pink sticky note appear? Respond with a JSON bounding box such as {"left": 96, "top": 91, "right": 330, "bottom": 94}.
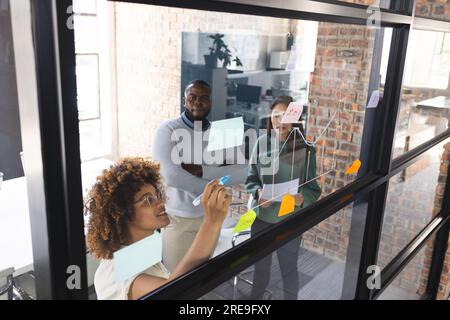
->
{"left": 367, "top": 90, "right": 380, "bottom": 108}
{"left": 281, "top": 102, "right": 303, "bottom": 124}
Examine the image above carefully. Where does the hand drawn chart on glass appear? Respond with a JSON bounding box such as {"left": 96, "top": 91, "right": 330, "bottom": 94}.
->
{"left": 228, "top": 80, "right": 364, "bottom": 230}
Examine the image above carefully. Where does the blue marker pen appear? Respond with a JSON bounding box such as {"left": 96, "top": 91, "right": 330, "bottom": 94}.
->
{"left": 192, "top": 175, "right": 231, "bottom": 207}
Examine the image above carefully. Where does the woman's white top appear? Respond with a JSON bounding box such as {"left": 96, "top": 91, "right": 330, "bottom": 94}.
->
{"left": 94, "top": 259, "right": 170, "bottom": 300}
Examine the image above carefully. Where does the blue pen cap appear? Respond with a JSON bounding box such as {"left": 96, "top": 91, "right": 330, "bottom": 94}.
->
{"left": 219, "top": 175, "right": 231, "bottom": 186}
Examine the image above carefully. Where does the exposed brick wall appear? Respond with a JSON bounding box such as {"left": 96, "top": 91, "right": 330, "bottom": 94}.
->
{"left": 300, "top": 22, "right": 375, "bottom": 259}
{"left": 336, "top": 0, "right": 379, "bottom": 5}
{"left": 416, "top": 0, "right": 450, "bottom": 22}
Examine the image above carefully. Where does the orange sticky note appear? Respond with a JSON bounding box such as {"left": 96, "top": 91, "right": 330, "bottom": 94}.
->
{"left": 345, "top": 159, "right": 361, "bottom": 175}
{"left": 278, "top": 194, "right": 295, "bottom": 217}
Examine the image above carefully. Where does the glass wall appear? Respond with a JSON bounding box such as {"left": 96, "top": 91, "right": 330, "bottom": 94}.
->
{"left": 201, "top": 203, "right": 364, "bottom": 300}
{"left": 1, "top": 0, "right": 447, "bottom": 301}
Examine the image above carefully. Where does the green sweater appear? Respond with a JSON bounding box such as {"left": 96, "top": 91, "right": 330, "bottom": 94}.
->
{"left": 245, "top": 134, "right": 321, "bottom": 224}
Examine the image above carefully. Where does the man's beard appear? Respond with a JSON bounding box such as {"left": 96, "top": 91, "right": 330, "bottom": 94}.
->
{"left": 185, "top": 108, "right": 210, "bottom": 121}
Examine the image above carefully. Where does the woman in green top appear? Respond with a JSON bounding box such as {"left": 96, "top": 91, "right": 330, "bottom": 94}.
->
{"left": 245, "top": 96, "right": 321, "bottom": 299}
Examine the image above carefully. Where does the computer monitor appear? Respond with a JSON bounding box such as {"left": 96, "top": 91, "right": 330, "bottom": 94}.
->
{"left": 236, "top": 84, "right": 262, "bottom": 105}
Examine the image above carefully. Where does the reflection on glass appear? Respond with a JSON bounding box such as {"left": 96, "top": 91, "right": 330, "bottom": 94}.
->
{"left": 0, "top": 2, "right": 34, "bottom": 300}
{"left": 333, "top": 0, "right": 393, "bottom": 9}
{"left": 76, "top": 54, "right": 100, "bottom": 120}
{"left": 377, "top": 235, "right": 436, "bottom": 300}
{"left": 393, "top": 29, "right": 450, "bottom": 159}
{"left": 73, "top": 0, "right": 97, "bottom": 15}
{"left": 378, "top": 140, "right": 449, "bottom": 269}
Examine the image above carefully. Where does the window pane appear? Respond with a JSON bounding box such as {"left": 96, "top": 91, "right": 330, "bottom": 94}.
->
{"left": 201, "top": 202, "right": 366, "bottom": 300}
{"left": 437, "top": 233, "right": 450, "bottom": 300}
{"left": 1, "top": 1, "right": 34, "bottom": 299}
{"left": 392, "top": 29, "right": 450, "bottom": 159}
{"left": 76, "top": 54, "right": 100, "bottom": 120}
{"left": 329, "top": 0, "right": 393, "bottom": 10}
{"left": 377, "top": 139, "right": 449, "bottom": 269}
{"left": 79, "top": 119, "right": 102, "bottom": 161}
{"left": 377, "top": 234, "right": 436, "bottom": 300}
{"left": 415, "top": 0, "right": 450, "bottom": 22}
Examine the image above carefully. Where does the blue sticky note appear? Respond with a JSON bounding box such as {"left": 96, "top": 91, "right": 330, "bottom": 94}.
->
{"left": 113, "top": 232, "right": 162, "bottom": 282}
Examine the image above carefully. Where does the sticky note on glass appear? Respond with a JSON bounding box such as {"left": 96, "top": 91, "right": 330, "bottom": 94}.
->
{"left": 261, "top": 178, "right": 299, "bottom": 202}
{"left": 113, "top": 232, "right": 162, "bottom": 282}
{"left": 233, "top": 209, "right": 257, "bottom": 234}
{"left": 278, "top": 194, "right": 295, "bottom": 217}
{"left": 281, "top": 102, "right": 303, "bottom": 124}
{"left": 207, "top": 117, "right": 244, "bottom": 152}
{"left": 366, "top": 90, "right": 380, "bottom": 108}
{"left": 345, "top": 159, "right": 362, "bottom": 175}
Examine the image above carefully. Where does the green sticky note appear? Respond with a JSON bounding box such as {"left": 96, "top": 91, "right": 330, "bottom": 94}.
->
{"left": 113, "top": 232, "right": 162, "bottom": 283}
{"left": 233, "top": 209, "right": 257, "bottom": 234}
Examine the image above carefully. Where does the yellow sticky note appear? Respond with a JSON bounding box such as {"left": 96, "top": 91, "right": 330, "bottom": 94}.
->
{"left": 233, "top": 210, "right": 257, "bottom": 234}
{"left": 278, "top": 194, "right": 295, "bottom": 217}
{"left": 345, "top": 159, "right": 361, "bottom": 175}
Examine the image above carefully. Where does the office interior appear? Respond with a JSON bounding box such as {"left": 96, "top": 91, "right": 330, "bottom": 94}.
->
{"left": 0, "top": 0, "right": 449, "bottom": 300}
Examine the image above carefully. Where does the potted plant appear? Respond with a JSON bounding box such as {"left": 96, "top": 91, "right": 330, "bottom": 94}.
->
{"left": 204, "top": 33, "right": 243, "bottom": 69}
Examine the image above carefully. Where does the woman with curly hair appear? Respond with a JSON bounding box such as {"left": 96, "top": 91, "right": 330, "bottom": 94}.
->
{"left": 86, "top": 157, "right": 230, "bottom": 300}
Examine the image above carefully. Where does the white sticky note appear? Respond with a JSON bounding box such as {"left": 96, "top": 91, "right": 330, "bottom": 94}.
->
{"left": 281, "top": 102, "right": 303, "bottom": 124}
{"left": 207, "top": 117, "right": 244, "bottom": 152}
{"left": 261, "top": 178, "right": 300, "bottom": 202}
{"left": 367, "top": 90, "right": 380, "bottom": 108}
{"left": 114, "top": 232, "right": 162, "bottom": 283}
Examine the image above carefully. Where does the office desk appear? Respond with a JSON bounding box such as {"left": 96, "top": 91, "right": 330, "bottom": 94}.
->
{"left": 0, "top": 177, "right": 33, "bottom": 276}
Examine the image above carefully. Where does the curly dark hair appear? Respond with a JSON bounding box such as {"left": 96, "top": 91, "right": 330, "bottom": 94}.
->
{"left": 85, "top": 157, "right": 166, "bottom": 260}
